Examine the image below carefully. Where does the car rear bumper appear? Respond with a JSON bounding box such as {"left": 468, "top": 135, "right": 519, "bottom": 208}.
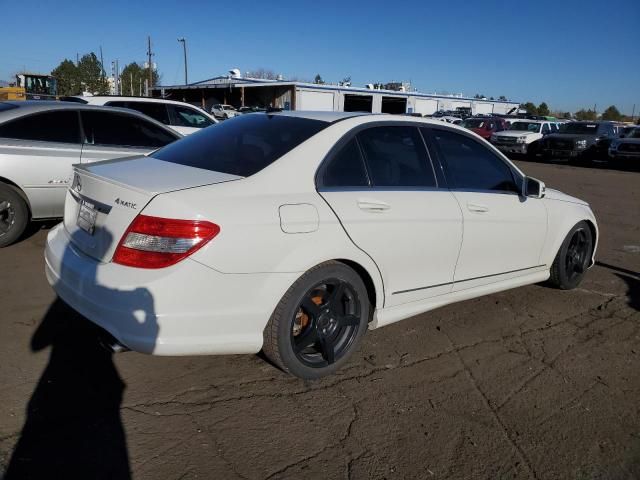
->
{"left": 45, "top": 223, "right": 298, "bottom": 356}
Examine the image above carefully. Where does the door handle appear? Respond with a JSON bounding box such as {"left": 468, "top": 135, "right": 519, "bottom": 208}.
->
{"left": 467, "top": 202, "right": 489, "bottom": 213}
{"left": 357, "top": 198, "right": 391, "bottom": 212}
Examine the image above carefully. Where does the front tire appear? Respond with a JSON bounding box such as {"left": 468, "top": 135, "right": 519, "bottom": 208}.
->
{"left": 262, "top": 262, "right": 370, "bottom": 379}
{"left": 548, "top": 221, "right": 593, "bottom": 290}
{"left": 0, "top": 184, "right": 29, "bottom": 248}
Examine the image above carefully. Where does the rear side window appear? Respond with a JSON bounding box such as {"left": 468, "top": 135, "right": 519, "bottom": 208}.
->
{"left": 322, "top": 138, "right": 368, "bottom": 187}
{"left": 151, "top": 114, "right": 327, "bottom": 176}
{"left": 551, "top": 123, "right": 559, "bottom": 132}
{"left": 542, "top": 123, "right": 550, "bottom": 134}
{"left": 168, "top": 105, "right": 214, "bottom": 128}
{"left": 357, "top": 126, "right": 436, "bottom": 187}
{"left": 0, "top": 110, "right": 80, "bottom": 143}
{"left": 106, "top": 101, "right": 170, "bottom": 125}
{"left": 427, "top": 128, "right": 519, "bottom": 193}
{"left": 81, "top": 111, "right": 177, "bottom": 148}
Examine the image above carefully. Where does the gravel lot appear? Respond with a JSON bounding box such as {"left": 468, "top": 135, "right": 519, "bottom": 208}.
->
{"left": 1, "top": 161, "right": 639, "bottom": 480}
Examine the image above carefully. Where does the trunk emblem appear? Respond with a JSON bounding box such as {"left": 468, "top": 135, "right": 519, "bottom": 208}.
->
{"left": 114, "top": 198, "right": 137, "bottom": 209}
{"left": 72, "top": 173, "right": 82, "bottom": 192}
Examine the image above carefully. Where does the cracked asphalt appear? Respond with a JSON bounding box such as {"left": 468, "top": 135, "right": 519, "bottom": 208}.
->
{"left": 1, "top": 161, "right": 639, "bottom": 480}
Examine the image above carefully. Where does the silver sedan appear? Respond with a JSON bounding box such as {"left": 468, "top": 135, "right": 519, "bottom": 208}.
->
{"left": 0, "top": 101, "right": 181, "bottom": 247}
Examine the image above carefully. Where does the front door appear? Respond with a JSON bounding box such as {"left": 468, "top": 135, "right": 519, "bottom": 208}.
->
{"left": 425, "top": 127, "right": 547, "bottom": 290}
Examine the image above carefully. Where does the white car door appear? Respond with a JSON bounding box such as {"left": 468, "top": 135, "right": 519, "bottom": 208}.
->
{"left": 79, "top": 110, "right": 179, "bottom": 163}
{"left": 425, "top": 127, "right": 547, "bottom": 290}
{"left": 318, "top": 125, "right": 463, "bottom": 307}
{"left": 0, "top": 109, "right": 82, "bottom": 218}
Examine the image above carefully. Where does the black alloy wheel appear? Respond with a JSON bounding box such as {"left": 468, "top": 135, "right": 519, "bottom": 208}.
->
{"left": 0, "top": 184, "right": 29, "bottom": 248}
{"left": 263, "top": 262, "right": 370, "bottom": 379}
{"left": 291, "top": 279, "right": 361, "bottom": 367}
{"left": 548, "top": 221, "right": 593, "bottom": 290}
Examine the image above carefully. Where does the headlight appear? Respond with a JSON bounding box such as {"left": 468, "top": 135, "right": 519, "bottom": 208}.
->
{"left": 517, "top": 136, "right": 527, "bottom": 144}
{"left": 575, "top": 140, "right": 587, "bottom": 149}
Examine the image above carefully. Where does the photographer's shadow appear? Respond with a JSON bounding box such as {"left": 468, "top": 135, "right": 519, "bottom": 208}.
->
{"left": 5, "top": 226, "right": 158, "bottom": 480}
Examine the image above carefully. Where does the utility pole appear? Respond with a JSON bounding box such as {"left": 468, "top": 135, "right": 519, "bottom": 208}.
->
{"left": 130, "top": 72, "right": 134, "bottom": 96}
{"left": 177, "top": 37, "right": 188, "bottom": 85}
{"left": 147, "top": 36, "right": 154, "bottom": 96}
{"left": 99, "top": 46, "right": 105, "bottom": 78}
{"left": 632, "top": 104, "right": 636, "bottom": 123}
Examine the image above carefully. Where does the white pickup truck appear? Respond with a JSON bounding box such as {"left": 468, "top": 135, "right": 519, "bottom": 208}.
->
{"left": 491, "top": 120, "right": 558, "bottom": 156}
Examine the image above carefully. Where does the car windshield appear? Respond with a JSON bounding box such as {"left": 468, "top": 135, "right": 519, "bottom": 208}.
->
{"left": 223, "top": 106, "right": 236, "bottom": 111}
{"left": 560, "top": 123, "right": 599, "bottom": 134}
{"left": 462, "top": 119, "right": 485, "bottom": 128}
{"left": 151, "top": 114, "right": 327, "bottom": 177}
{"left": 510, "top": 122, "right": 541, "bottom": 132}
{"left": 629, "top": 129, "right": 640, "bottom": 139}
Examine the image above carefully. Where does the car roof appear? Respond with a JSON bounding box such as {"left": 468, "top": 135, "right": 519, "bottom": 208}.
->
{"left": 71, "top": 95, "right": 203, "bottom": 107}
{"left": 0, "top": 100, "right": 181, "bottom": 136}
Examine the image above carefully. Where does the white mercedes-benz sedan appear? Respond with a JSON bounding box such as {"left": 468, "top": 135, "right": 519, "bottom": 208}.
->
{"left": 45, "top": 111, "right": 598, "bottom": 379}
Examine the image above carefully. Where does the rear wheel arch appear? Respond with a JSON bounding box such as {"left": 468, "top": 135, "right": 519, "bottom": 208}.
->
{"left": 0, "top": 177, "right": 31, "bottom": 218}
{"left": 584, "top": 219, "right": 597, "bottom": 266}
{"left": 334, "top": 258, "right": 379, "bottom": 317}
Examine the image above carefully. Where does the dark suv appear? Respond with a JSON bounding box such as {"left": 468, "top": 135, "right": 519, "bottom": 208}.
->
{"left": 541, "top": 121, "right": 617, "bottom": 162}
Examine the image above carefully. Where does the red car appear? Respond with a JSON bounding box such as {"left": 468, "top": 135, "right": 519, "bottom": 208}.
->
{"left": 461, "top": 117, "right": 508, "bottom": 140}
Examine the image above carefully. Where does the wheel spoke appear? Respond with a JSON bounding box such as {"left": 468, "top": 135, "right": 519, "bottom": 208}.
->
{"left": 318, "top": 335, "right": 335, "bottom": 364}
{"left": 301, "top": 297, "right": 320, "bottom": 318}
{"left": 338, "top": 314, "right": 360, "bottom": 327}
{"left": 328, "top": 281, "right": 346, "bottom": 309}
{"left": 294, "top": 326, "right": 319, "bottom": 352}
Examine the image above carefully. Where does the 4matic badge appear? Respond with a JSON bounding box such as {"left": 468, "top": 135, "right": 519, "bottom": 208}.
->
{"left": 114, "top": 198, "right": 137, "bottom": 209}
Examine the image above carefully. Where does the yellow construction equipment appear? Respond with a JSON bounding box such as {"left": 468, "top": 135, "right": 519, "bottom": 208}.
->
{"left": 0, "top": 86, "right": 27, "bottom": 101}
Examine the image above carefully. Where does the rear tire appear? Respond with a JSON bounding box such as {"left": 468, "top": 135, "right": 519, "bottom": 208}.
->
{"left": 262, "top": 261, "right": 370, "bottom": 379}
{"left": 548, "top": 221, "right": 593, "bottom": 290}
{"left": 0, "top": 184, "right": 29, "bottom": 248}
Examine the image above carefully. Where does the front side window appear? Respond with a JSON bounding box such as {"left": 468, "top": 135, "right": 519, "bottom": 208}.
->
{"left": 321, "top": 138, "right": 368, "bottom": 187}
{"left": 151, "top": 114, "right": 326, "bottom": 176}
{"left": 0, "top": 110, "right": 80, "bottom": 143}
{"left": 427, "top": 128, "right": 519, "bottom": 193}
{"left": 542, "top": 123, "right": 551, "bottom": 134}
{"left": 81, "top": 111, "right": 177, "bottom": 148}
{"left": 357, "top": 126, "right": 436, "bottom": 187}
{"left": 106, "top": 101, "right": 171, "bottom": 125}
{"left": 169, "top": 105, "right": 214, "bottom": 128}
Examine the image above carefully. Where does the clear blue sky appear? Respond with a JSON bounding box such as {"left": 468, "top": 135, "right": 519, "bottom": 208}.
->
{"left": 1, "top": 0, "right": 638, "bottom": 114}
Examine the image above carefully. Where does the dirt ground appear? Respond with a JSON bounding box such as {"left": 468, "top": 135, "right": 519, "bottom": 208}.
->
{"left": 1, "top": 161, "right": 639, "bottom": 480}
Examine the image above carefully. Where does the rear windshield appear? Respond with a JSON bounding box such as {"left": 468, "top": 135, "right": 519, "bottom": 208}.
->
{"left": 151, "top": 114, "right": 327, "bottom": 176}
{"left": 510, "top": 122, "right": 541, "bottom": 132}
{"left": 462, "top": 119, "right": 485, "bottom": 128}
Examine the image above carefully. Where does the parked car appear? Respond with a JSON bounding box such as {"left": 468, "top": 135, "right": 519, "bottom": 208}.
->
{"left": 618, "top": 125, "right": 637, "bottom": 138}
{"left": 461, "top": 116, "right": 508, "bottom": 140}
{"left": 211, "top": 104, "right": 238, "bottom": 119}
{"left": 64, "top": 96, "right": 218, "bottom": 135}
{"left": 490, "top": 120, "right": 557, "bottom": 157}
{"left": 437, "top": 116, "right": 463, "bottom": 125}
{"left": 45, "top": 112, "right": 597, "bottom": 379}
{"left": 540, "top": 121, "right": 617, "bottom": 162}
{"left": 0, "top": 101, "right": 180, "bottom": 246}
{"left": 609, "top": 127, "right": 640, "bottom": 167}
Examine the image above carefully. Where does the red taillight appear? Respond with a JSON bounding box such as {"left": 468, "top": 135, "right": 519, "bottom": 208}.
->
{"left": 113, "top": 215, "right": 220, "bottom": 269}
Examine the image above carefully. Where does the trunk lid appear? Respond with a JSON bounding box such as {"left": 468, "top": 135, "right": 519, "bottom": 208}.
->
{"left": 64, "top": 156, "right": 241, "bottom": 262}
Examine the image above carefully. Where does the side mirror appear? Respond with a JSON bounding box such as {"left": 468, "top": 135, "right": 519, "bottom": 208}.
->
{"left": 525, "top": 176, "right": 545, "bottom": 199}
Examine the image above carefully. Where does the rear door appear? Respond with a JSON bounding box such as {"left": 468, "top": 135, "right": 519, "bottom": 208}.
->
{"left": 0, "top": 109, "right": 82, "bottom": 217}
{"left": 318, "top": 125, "right": 463, "bottom": 307}
{"left": 79, "top": 110, "right": 179, "bottom": 163}
{"left": 424, "top": 127, "right": 547, "bottom": 290}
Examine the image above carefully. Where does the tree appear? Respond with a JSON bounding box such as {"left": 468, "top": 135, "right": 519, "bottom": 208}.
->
{"left": 521, "top": 102, "right": 538, "bottom": 116}
{"left": 77, "top": 52, "right": 108, "bottom": 95}
{"left": 601, "top": 105, "right": 622, "bottom": 121}
{"left": 498, "top": 95, "right": 508, "bottom": 101}
{"left": 120, "top": 62, "right": 159, "bottom": 96}
{"left": 537, "top": 102, "right": 550, "bottom": 117}
{"left": 340, "top": 76, "right": 351, "bottom": 86}
{"left": 246, "top": 68, "right": 278, "bottom": 80}
{"left": 473, "top": 93, "right": 485, "bottom": 99}
{"left": 574, "top": 109, "right": 597, "bottom": 121}
{"left": 314, "top": 74, "right": 324, "bottom": 84}
{"left": 51, "top": 59, "right": 81, "bottom": 96}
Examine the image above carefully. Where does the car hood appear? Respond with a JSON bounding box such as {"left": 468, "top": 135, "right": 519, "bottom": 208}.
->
{"left": 544, "top": 188, "right": 588, "bottom": 206}
{"left": 545, "top": 133, "right": 595, "bottom": 142}
{"left": 495, "top": 131, "right": 538, "bottom": 138}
